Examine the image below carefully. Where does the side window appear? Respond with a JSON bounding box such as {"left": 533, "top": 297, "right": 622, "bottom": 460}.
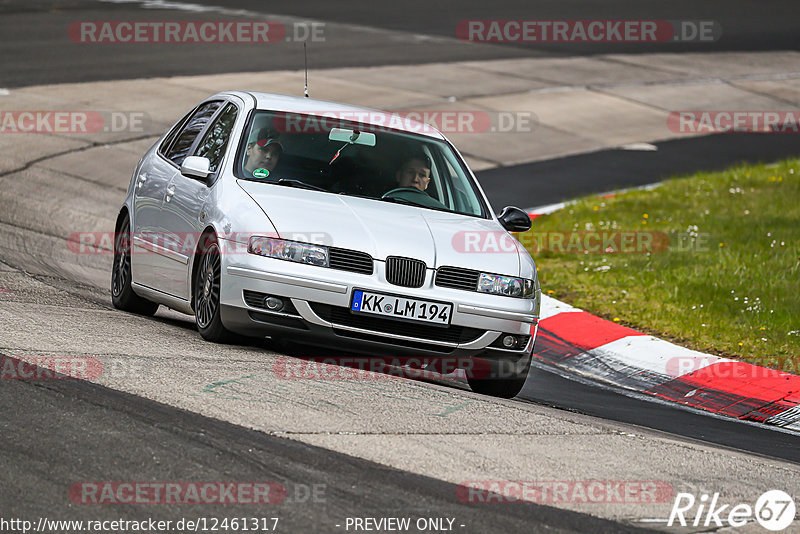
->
{"left": 440, "top": 148, "right": 482, "bottom": 216}
{"left": 158, "top": 108, "right": 194, "bottom": 156}
{"left": 165, "top": 101, "right": 221, "bottom": 166}
{"left": 193, "top": 103, "right": 238, "bottom": 174}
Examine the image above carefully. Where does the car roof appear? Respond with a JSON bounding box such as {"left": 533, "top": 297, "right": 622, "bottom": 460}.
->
{"left": 220, "top": 90, "right": 445, "bottom": 140}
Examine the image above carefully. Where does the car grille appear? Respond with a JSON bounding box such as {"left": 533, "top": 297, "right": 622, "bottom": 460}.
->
{"left": 310, "top": 303, "right": 484, "bottom": 344}
{"left": 329, "top": 247, "right": 374, "bottom": 275}
{"left": 385, "top": 256, "right": 426, "bottom": 288}
{"left": 435, "top": 266, "right": 480, "bottom": 292}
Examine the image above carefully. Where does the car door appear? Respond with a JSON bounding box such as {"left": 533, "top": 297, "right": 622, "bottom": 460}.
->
{"left": 132, "top": 100, "right": 222, "bottom": 296}
{"left": 131, "top": 123, "right": 184, "bottom": 292}
{"left": 159, "top": 101, "right": 237, "bottom": 299}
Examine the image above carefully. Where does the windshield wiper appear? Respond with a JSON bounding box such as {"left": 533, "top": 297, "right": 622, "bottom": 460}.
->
{"left": 275, "top": 179, "right": 327, "bottom": 192}
{"left": 379, "top": 195, "right": 416, "bottom": 206}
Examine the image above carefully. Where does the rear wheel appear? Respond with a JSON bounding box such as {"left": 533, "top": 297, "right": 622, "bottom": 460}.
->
{"left": 194, "top": 237, "right": 235, "bottom": 343}
{"left": 111, "top": 214, "right": 159, "bottom": 316}
{"left": 467, "top": 354, "right": 531, "bottom": 399}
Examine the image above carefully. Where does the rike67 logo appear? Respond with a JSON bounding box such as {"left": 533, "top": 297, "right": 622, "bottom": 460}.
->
{"left": 668, "top": 490, "right": 796, "bottom": 531}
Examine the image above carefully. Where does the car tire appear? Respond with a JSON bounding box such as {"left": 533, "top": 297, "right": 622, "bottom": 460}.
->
{"left": 194, "top": 236, "right": 235, "bottom": 343}
{"left": 466, "top": 354, "right": 531, "bottom": 399}
{"left": 111, "top": 214, "right": 160, "bottom": 316}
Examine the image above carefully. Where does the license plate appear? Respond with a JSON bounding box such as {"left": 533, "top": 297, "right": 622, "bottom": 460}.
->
{"left": 351, "top": 289, "right": 452, "bottom": 326}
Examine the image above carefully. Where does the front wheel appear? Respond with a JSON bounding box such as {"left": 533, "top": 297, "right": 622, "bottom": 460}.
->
{"left": 467, "top": 353, "right": 531, "bottom": 399}
{"left": 194, "top": 237, "right": 235, "bottom": 343}
{"left": 111, "top": 214, "right": 159, "bottom": 316}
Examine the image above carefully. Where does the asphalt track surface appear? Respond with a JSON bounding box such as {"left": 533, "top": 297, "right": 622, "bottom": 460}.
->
{"left": 1, "top": 0, "right": 798, "bottom": 87}
{"left": 1, "top": 0, "right": 799, "bottom": 531}
{"left": 0, "top": 360, "right": 645, "bottom": 533}
{"left": 480, "top": 133, "right": 800, "bottom": 210}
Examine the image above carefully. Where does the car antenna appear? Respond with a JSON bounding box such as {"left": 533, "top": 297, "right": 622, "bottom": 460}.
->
{"left": 303, "top": 41, "right": 309, "bottom": 98}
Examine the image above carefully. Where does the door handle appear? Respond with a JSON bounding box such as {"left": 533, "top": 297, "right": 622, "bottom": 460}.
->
{"left": 136, "top": 173, "right": 147, "bottom": 189}
{"left": 165, "top": 185, "right": 175, "bottom": 202}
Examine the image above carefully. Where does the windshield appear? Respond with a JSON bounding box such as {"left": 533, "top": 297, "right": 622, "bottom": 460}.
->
{"left": 235, "top": 110, "right": 488, "bottom": 218}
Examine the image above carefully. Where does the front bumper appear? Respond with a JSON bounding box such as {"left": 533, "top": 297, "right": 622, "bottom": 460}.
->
{"left": 219, "top": 249, "right": 539, "bottom": 359}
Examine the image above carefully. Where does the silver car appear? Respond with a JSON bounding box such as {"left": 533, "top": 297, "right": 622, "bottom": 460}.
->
{"left": 112, "top": 91, "right": 541, "bottom": 397}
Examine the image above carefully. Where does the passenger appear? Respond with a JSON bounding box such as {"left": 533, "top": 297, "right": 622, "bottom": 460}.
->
{"left": 243, "top": 128, "right": 282, "bottom": 179}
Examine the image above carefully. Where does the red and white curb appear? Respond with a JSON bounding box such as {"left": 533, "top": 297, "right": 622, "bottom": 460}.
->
{"left": 522, "top": 198, "right": 799, "bottom": 431}
{"left": 533, "top": 295, "right": 800, "bottom": 431}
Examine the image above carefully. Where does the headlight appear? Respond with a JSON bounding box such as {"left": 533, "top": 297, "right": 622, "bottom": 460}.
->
{"left": 478, "top": 273, "right": 536, "bottom": 299}
{"left": 248, "top": 236, "right": 329, "bottom": 267}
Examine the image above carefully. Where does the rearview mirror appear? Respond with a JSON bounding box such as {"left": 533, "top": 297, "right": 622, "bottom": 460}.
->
{"left": 181, "top": 156, "right": 210, "bottom": 180}
{"left": 328, "top": 128, "right": 376, "bottom": 147}
{"left": 498, "top": 206, "right": 532, "bottom": 232}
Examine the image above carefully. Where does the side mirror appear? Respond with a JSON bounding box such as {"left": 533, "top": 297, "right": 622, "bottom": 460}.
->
{"left": 498, "top": 206, "right": 532, "bottom": 232}
{"left": 181, "top": 156, "right": 211, "bottom": 180}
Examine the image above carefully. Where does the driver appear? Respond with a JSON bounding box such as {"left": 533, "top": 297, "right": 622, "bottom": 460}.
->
{"left": 392, "top": 153, "right": 447, "bottom": 209}
{"left": 243, "top": 127, "right": 282, "bottom": 179}
{"left": 396, "top": 154, "right": 432, "bottom": 191}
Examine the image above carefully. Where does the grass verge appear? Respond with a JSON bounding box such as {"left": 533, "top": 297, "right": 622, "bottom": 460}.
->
{"left": 522, "top": 157, "right": 799, "bottom": 373}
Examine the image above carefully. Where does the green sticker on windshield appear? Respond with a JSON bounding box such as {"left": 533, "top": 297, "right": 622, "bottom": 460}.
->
{"left": 253, "top": 168, "right": 270, "bottom": 179}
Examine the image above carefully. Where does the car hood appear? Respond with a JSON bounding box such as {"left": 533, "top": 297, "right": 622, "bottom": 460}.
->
{"left": 238, "top": 181, "right": 523, "bottom": 275}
